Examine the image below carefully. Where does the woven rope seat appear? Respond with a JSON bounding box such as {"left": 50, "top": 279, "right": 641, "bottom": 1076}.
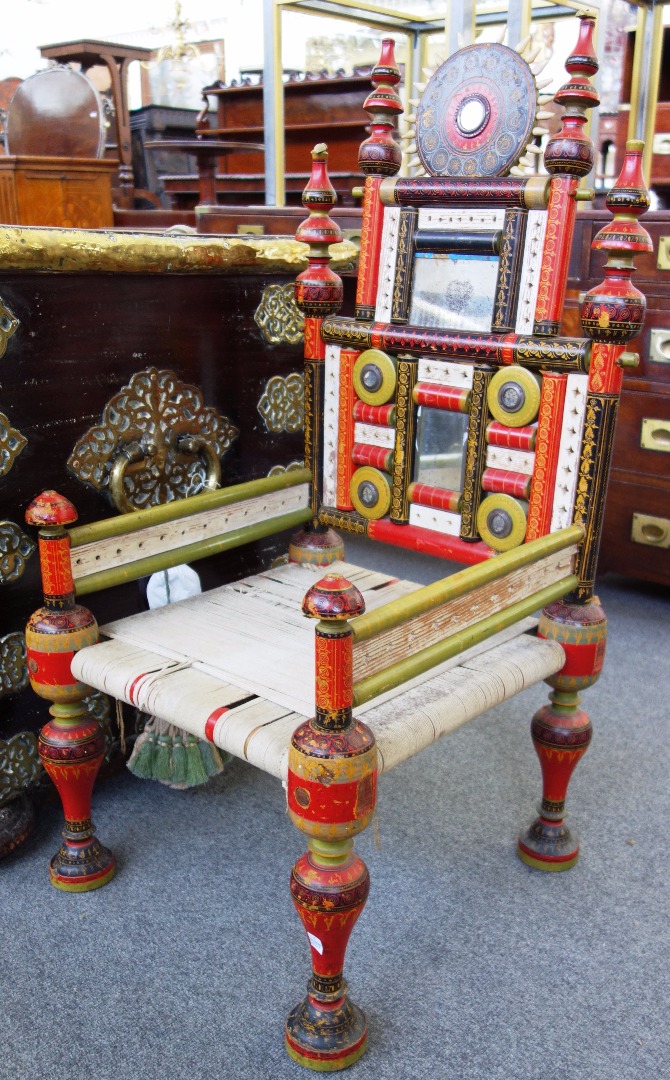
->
{"left": 72, "top": 558, "right": 565, "bottom": 780}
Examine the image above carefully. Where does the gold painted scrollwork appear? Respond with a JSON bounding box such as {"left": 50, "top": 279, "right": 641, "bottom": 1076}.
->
{"left": 0, "top": 632, "right": 28, "bottom": 698}
{"left": 258, "top": 373, "right": 305, "bottom": 434}
{"left": 0, "top": 521, "right": 36, "bottom": 584}
{"left": 67, "top": 367, "right": 239, "bottom": 512}
{"left": 0, "top": 412, "right": 27, "bottom": 478}
{"left": 0, "top": 297, "right": 19, "bottom": 358}
{"left": 254, "top": 282, "right": 305, "bottom": 345}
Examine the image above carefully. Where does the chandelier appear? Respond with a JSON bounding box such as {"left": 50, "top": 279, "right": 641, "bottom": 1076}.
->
{"left": 151, "top": 1, "right": 201, "bottom": 67}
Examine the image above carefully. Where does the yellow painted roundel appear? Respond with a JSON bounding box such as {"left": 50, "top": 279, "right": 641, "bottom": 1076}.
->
{"left": 353, "top": 349, "right": 397, "bottom": 406}
{"left": 350, "top": 466, "right": 392, "bottom": 520}
{"left": 477, "top": 493, "right": 528, "bottom": 551}
{"left": 487, "top": 366, "right": 541, "bottom": 427}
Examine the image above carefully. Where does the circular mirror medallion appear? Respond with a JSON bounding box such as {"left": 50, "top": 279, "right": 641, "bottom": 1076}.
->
{"left": 416, "top": 43, "right": 537, "bottom": 177}
{"left": 353, "top": 349, "right": 396, "bottom": 406}
{"left": 487, "top": 366, "right": 541, "bottom": 427}
{"left": 456, "top": 95, "right": 490, "bottom": 138}
{"left": 350, "top": 466, "right": 392, "bottom": 520}
{"left": 477, "top": 493, "right": 527, "bottom": 551}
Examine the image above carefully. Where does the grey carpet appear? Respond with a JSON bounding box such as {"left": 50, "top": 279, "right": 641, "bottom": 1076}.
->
{"left": 1, "top": 538, "right": 668, "bottom": 1080}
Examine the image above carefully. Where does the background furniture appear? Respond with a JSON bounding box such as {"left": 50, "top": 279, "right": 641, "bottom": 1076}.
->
{"left": 163, "top": 68, "right": 371, "bottom": 208}
{"left": 38, "top": 39, "right": 153, "bottom": 206}
{"left": 0, "top": 65, "right": 117, "bottom": 228}
{"left": 130, "top": 104, "right": 200, "bottom": 201}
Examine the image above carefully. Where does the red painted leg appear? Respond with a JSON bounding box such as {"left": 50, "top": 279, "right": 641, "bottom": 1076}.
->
{"left": 25, "top": 491, "right": 115, "bottom": 892}
{"left": 286, "top": 574, "right": 375, "bottom": 1071}
{"left": 38, "top": 701, "right": 115, "bottom": 891}
{"left": 518, "top": 596, "right": 606, "bottom": 871}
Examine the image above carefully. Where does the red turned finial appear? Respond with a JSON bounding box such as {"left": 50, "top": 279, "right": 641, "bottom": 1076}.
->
{"left": 294, "top": 145, "right": 344, "bottom": 319}
{"left": 295, "top": 143, "right": 341, "bottom": 246}
{"left": 302, "top": 574, "right": 365, "bottom": 621}
{"left": 581, "top": 140, "right": 653, "bottom": 348}
{"left": 358, "top": 38, "right": 403, "bottom": 176}
{"left": 600, "top": 139, "right": 652, "bottom": 250}
{"left": 543, "top": 13, "right": 599, "bottom": 178}
{"left": 25, "top": 490, "right": 78, "bottom": 528}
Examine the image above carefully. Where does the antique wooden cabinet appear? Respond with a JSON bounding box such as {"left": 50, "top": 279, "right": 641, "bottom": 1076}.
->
{"left": 565, "top": 208, "right": 670, "bottom": 586}
{"left": 0, "top": 157, "right": 117, "bottom": 228}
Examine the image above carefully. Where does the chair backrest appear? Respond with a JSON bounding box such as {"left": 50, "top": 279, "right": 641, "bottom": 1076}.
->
{"left": 294, "top": 14, "right": 652, "bottom": 607}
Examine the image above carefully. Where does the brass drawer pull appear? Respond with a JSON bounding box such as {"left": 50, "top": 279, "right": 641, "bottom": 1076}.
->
{"left": 640, "top": 418, "right": 670, "bottom": 452}
{"left": 649, "top": 329, "right": 670, "bottom": 364}
{"left": 652, "top": 133, "right": 670, "bottom": 155}
{"left": 658, "top": 236, "right": 670, "bottom": 271}
{"left": 631, "top": 513, "right": 670, "bottom": 549}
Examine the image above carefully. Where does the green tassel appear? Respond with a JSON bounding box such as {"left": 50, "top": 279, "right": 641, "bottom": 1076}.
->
{"left": 127, "top": 731, "right": 158, "bottom": 779}
{"left": 200, "top": 739, "right": 230, "bottom": 777}
{"left": 153, "top": 734, "right": 175, "bottom": 783}
{"left": 184, "top": 735, "right": 209, "bottom": 787}
{"left": 170, "top": 734, "right": 188, "bottom": 785}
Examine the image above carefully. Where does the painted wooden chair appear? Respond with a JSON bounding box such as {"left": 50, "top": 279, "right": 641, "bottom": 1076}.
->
{"left": 24, "top": 15, "right": 651, "bottom": 1072}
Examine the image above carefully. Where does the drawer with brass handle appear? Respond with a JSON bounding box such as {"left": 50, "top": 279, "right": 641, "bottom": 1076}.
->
{"left": 612, "top": 393, "right": 670, "bottom": 477}
{"left": 600, "top": 480, "right": 670, "bottom": 586}
{"left": 631, "top": 513, "right": 670, "bottom": 550}
{"left": 640, "top": 417, "right": 670, "bottom": 453}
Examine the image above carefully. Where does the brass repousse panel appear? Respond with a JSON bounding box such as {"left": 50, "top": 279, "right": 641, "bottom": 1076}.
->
{"left": 254, "top": 282, "right": 305, "bottom": 345}
{"left": 0, "top": 521, "right": 36, "bottom": 584}
{"left": 0, "top": 412, "right": 27, "bottom": 477}
{"left": 0, "top": 632, "right": 28, "bottom": 698}
{"left": 68, "top": 367, "right": 239, "bottom": 512}
{"left": 0, "top": 732, "right": 40, "bottom": 802}
{"left": 258, "top": 373, "right": 305, "bottom": 434}
{"left": 0, "top": 297, "right": 19, "bottom": 357}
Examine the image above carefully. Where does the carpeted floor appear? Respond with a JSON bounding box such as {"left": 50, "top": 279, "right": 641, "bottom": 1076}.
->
{"left": 2, "top": 540, "right": 668, "bottom": 1080}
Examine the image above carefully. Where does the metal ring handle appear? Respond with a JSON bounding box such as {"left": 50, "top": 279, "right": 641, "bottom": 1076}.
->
{"left": 109, "top": 437, "right": 221, "bottom": 514}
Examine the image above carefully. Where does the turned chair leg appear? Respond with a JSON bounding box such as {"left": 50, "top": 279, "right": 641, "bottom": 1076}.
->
{"left": 286, "top": 574, "right": 375, "bottom": 1071}
{"left": 518, "top": 596, "right": 606, "bottom": 871}
{"left": 25, "top": 491, "right": 115, "bottom": 891}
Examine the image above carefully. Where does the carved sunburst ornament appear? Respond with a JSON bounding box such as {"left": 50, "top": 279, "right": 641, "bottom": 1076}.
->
{"left": 68, "top": 367, "right": 239, "bottom": 511}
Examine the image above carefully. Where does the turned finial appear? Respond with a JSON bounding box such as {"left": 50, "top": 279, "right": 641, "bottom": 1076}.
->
{"left": 26, "top": 490, "right": 77, "bottom": 529}
{"left": 581, "top": 141, "right": 653, "bottom": 351}
{"left": 294, "top": 145, "right": 344, "bottom": 319}
{"left": 543, "top": 13, "right": 599, "bottom": 178}
{"left": 302, "top": 574, "right": 365, "bottom": 621}
{"left": 358, "top": 38, "right": 403, "bottom": 176}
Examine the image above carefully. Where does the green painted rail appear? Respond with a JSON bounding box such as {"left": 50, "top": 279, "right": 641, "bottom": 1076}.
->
{"left": 350, "top": 524, "right": 583, "bottom": 644}
{"left": 69, "top": 468, "right": 311, "bottom": 548}
{"left": 352, "top": 574, "right": 578, "bottom": 707}
{"left": 74, "top": 506, "right": 313, "bottom": 596}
